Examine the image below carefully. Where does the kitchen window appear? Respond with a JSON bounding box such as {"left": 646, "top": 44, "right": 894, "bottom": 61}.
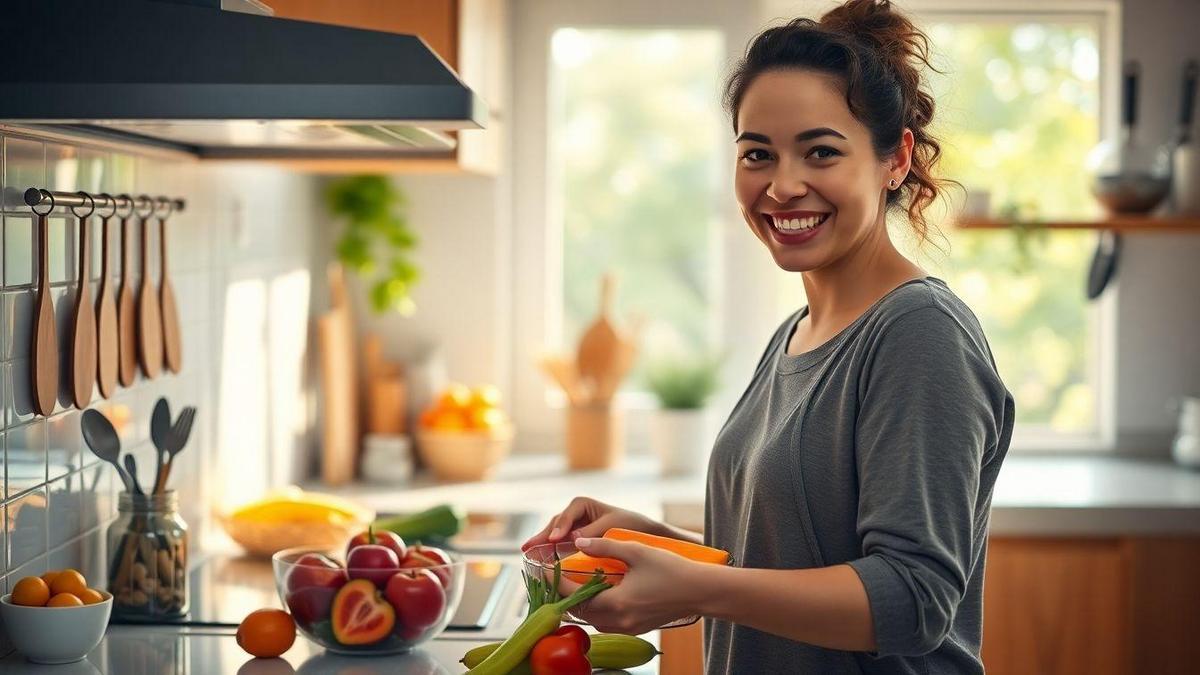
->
{"left": 513, "top": 0, "right": 1119, "bottom": 453}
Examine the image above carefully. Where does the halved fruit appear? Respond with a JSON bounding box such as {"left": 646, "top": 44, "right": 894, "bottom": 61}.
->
{"left": 330, "top": 579, "right": 395, "bottom": 645}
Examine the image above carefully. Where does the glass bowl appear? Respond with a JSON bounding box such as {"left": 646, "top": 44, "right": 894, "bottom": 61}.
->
{"left": 521, "top": 541, "right": 700, "bottom": 629}
{"left": 272, "top": 546, "right": 466, "bottom": 655}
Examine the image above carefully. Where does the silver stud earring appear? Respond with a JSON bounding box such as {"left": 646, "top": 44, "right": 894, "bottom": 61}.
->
{"left": 888, "top": 179, "right": 898, "bottom": 189}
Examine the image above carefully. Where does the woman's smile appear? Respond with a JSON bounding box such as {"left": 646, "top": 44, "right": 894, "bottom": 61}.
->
{"left": 763, "top": 210, "right": 832, "bottom": 245}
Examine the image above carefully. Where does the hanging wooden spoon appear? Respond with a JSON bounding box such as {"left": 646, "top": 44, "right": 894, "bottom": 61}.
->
{"left": 69, "top": 192, "right": 97, "bottom": 409}
{"left": 29, "top": 189, "right": 59, "bottom": 416}
{"left": 576, "top": 272, "right": 621, "bottom": 398}
{"left": 158, "top": 199, "right": 182, "bottom": 374}
{"left": 115, "top": 195, "right": 137, "bottom": 387}
{"left": 136, "top": 195, "right": 162, "bottom": 378}
{"left": 95, "top": 194, "right": 119, "bottom": 398}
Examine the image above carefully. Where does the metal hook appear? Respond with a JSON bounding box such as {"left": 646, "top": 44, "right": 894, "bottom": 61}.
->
{"left": 30, "top": 189, "right": 55, "bottom": 217}
{"left": 96, "top": 193, "right": 117, "bottom": 219}
{"left": 134, "top": 194, "right": 155, "bottom": 219}
{"left": 70, "top": 191, "right": 95, "bottom": 219}
{"left": 114, "top": 194, "right": 134, "bottom": 219}
{"left": 154, "top": 196, "right": 175, "bottom": 221}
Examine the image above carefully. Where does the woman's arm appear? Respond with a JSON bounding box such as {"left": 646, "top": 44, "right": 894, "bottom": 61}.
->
{"left": 698, "top": 562, "right": 876, "bottom": 652}
{"left": 571, "top": 537, "right": 873, "bottom": 651}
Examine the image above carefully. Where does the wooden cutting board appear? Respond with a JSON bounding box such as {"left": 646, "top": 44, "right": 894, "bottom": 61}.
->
{"left": 317, "top": 264, "right": 358, "bottom": 485}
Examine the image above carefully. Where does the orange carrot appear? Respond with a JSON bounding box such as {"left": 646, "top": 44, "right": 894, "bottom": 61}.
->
{"left": 603, "top": 528, "right": 730, "bottom": 565}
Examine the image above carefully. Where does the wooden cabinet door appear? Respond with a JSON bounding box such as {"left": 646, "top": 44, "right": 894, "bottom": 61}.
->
{"left": 267, "top": 0, "right": 458, "bottom": 67}
{"left": 982, "top": 538, "right": 1129, "bottom": 675}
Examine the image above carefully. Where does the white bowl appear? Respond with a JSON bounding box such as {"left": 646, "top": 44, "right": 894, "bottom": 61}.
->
{"left": 0, "top": 592, "right": 113, "bottom": 664}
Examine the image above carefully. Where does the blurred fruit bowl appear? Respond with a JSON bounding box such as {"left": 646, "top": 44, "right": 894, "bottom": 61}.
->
{"left": 272, "top": 546, "right": 465, "bottom": 655}
{"left": 219, "top": 489, "right": 375, "bottom": 558}
{"left": 416, "top": 424, "right": 514, "bottom": 482}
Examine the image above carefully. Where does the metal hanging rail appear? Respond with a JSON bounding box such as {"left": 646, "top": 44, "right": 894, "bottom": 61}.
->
{"left": 23, "top": 188, "right": 185, "bottom": 215}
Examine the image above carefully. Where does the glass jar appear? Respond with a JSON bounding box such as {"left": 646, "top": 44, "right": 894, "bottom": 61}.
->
{"left": 106, "top": 491, "right": 188, "bottom": 620}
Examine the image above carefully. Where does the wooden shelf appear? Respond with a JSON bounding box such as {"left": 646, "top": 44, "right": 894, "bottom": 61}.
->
{"left": 956, "top": 215, "right": 1200, "bottom": 232}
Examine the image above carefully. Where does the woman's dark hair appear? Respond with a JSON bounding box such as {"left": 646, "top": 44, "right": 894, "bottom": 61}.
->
{"left": 725, "top": 0, "right": 953, "bottom": 246}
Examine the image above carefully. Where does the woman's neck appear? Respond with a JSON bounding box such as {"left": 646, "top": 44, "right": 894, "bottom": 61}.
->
{"left": 800, "top": 222, "right": 926, "bottom": 327}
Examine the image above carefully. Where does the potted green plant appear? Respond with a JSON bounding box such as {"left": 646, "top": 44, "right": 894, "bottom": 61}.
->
{"left": 325, "top": 175, "right": 421, "bottom": 315}
{"left": 645, "top": 351, "right": 722, "bottom": 476}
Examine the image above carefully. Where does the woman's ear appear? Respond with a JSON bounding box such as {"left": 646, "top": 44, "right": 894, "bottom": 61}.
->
{"left": 887, "top": 128, "right": 915, "bottom": 187}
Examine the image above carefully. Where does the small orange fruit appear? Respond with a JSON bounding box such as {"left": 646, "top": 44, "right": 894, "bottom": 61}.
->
{"left": 428, "top": 407, "right": 468, "bottom": 431}
{"left": 40, "top": 570, "right": 61, "bottom": 587}
{"left": 469, "top": 384, "right": 502, "bottom": 409}
{"left": 468, "top": 406, "right": 506, "bottom": 430}
{"left": 11, "top": 576, "right": 51, "bottom": 607}
{"left": 77, "top": 588, "right": 105, "bottom": 605}
{"left": 437, "top": 383, "right": 472, "bottom": 411}
{"left": 49, "top": 569, "right": 88, "bottom": 597}
{"left": 46, "top": 592, "right": 84, "bottom": 607}
{"left": 237, "top": 608, "right": 296, "bottom": 658}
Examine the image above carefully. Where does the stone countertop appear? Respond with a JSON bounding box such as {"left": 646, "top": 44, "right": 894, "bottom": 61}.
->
{"left": 330, "top": 453, "right": 1200, "bottom": 537}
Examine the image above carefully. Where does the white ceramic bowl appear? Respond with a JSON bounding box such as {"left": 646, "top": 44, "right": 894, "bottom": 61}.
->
{"left": 0, "top": 592, "right": 113, "bottom": 664}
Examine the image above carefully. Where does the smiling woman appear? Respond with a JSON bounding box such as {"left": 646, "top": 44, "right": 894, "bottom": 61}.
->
{"left": 527, "top": 2, "right": 1015, "bottom": 675}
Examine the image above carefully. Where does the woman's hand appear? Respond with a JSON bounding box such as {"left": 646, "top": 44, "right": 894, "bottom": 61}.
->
{"left": 568, "top": 537, "right": 706, "bottom": 635}
{"left": 521, "top": 497, "right": 666, "bottom": 551}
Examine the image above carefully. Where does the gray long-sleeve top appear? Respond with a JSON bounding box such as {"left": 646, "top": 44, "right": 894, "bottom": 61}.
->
{"left": 704, "top": 277, "right": 1014, "bottom": 674}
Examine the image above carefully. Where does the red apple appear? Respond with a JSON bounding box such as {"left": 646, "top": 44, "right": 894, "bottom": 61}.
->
{"left": 346, "top": 528, "right": 407, "bottom": 562}
{"left": 286, "top": 553, "right": 347, "bottom": 594}
{"left": 286, "top": 586, "right": 337, "bottom": 628}
{"left": 385, "top": 569, "right": 447, "bottom": 630}
{"left": 400, "top": 545, "right": 453, "bottom": 588}
{"left": 346, "top": 544, "right": 401, "bottom": 587}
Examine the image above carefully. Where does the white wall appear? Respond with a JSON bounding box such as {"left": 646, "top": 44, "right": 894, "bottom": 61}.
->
{"left": 1112, "top": 0, "right": 1200, "bottom": 454}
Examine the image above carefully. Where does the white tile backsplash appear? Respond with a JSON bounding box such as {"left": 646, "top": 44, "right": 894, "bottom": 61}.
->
{"left": 0, "top": 127, "right": 320, "bottom": 656}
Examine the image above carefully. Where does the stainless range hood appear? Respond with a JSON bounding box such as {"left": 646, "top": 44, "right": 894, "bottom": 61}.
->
{"left": 0, "top": 0, "right": 487, "bottom": 158}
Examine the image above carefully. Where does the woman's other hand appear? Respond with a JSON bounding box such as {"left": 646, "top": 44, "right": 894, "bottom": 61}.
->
{"left": 568, "top": 537, "right": 705, "bottom": 635}
{"left": 521, "top": 497, "right": 666, "bottom": 551}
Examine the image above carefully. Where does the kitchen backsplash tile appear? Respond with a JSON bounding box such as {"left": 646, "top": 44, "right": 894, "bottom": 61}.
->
{"left": 0, "top": 128, "right": 319, "bottom": 655}
{"left": 7, "top": 487, "right": 47, "bottom": 570}
{"left": 1, "top": 137, "right": 43, "bottom": 213}
{"left": 2, "top": 215, "right": 33, "bottom": 287}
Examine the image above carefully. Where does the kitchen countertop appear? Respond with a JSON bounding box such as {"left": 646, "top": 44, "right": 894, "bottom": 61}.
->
{"left": 0, "top": 553, "right": 659, "bottom": 674}
{"left": 332, "top": 453, "right": 1200, "bottom": 536}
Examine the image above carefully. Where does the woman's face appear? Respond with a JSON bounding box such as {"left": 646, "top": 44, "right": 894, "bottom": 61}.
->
{"left": 734, "top": 68, "right": 902, "bottom": 273}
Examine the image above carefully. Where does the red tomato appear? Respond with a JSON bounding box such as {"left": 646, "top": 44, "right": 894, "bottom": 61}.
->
{"left": 530, "top": 625, "right": 591, "bottom": 675}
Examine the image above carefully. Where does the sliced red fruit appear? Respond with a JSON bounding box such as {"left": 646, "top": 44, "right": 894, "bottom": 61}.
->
{"left": 286, "top": 586, "right": 337, "bottom": 628}
{"left": 331, "top": 579, "right": 396, "bottom": 645}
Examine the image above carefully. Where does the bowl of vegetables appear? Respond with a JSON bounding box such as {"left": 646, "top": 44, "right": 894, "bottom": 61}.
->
{"left": 272, "top": 531, "right": 465, "bottom": 655}
{"left": 522, "top": 528, "right": 733, "bottom": 630}
{"left": 521, "top": 541, "right": 701, "bottom": 629}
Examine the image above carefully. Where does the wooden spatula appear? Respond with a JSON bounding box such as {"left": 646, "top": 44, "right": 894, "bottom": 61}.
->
{"left": 95, "top": 195, "right": 119, "bottom": 399}
{"left": 159, "top": 200, "right": 182, "bottom": 374}
{"left": 69, "top": 194, "right": 97, "bottom": 409}
{"left": 576, "top": 273, "right": 621, "bottom": 397}
{"left": 136, "top": 196, "right": 162, "bottom": 378}
{"left": 116, "top": 195, "right": 137, "bottom": 387}
{"left": 31, "top": 193, "right": 58, "bottom": 416}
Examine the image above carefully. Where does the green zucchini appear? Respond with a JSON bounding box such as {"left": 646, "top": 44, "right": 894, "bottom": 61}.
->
{"left": 373, "top": 504, "right": 465, "bottom": 542}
